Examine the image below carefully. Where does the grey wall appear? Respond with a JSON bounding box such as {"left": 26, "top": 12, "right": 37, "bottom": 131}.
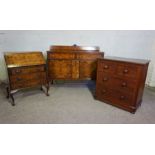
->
{"left": 0, "top": 30, "right": 155, "bottom": 85}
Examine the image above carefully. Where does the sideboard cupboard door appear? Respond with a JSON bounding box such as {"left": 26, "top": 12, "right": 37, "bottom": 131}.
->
{"left": 79, "top": 60, "right": 97, "bottom": 79}
{"left": 48, "top": 60, "right": 72, "bottom": 79}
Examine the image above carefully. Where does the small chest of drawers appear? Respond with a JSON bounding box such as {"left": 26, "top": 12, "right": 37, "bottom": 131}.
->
{"left": 95, "top": 57, "right": 150, "bottom": 113}
{"left": 4, "top": 52, "right": 49, "bottom": 106}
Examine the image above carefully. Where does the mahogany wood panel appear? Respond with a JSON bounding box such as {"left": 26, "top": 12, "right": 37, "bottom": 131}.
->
{"left": 47, "top": 45, "right": 104, "bottom": 81}
{"left": 96, "top": 57, "right": 150, "bottom": 113}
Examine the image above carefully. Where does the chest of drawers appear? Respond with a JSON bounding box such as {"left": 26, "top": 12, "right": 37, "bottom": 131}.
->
{"left": 4, "top": 52, "right": 49, "bottom": 106}
{"left": 95, "top": 57, "right": 150, "bottom": 113}
{"left": 47, "top": 45, "right": 104, "bottom": 82}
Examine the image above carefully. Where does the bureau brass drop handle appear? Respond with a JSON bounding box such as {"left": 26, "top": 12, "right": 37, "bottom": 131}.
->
{"left": 120, "top": 95, "right": 125, "bottom": 100}
{"left": 121, "top": 82, "right": 127, "bottom": 87}
{"left": 16, "top": 78, "right": 22, "bottom": 81}
{"left": 15, "top": 69, "right": 21, "bottom": 73}
{"left": 123, "top": 69, "right": 128, "bottom": 73}
{"left": 103, "top": 77, "right": 108, "bottom": 81}
{"left": 102, "top": 90, "right": 106, "bottom": 94}
{"left": 104, "top": 65, "right": 109, "bottom": 69}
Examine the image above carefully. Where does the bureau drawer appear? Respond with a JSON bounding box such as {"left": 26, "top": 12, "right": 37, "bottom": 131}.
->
{"left": 11, "top": 79, "right": 45, "bottom": 90}
{"left": 116, "top": 64, "right": 140, "bottom": 79}
{"left": 96, "top": 87, "right": 134, "bottom": 106}
{"left": 10, "top": 66, "right": 45, "bottom": 75}
{"left": 48, "top": 53, "right": 75, "bottom": 59}
{"left": 77, "top": 53, "right": 102, "bottom": 60}
{"left": 97, "top": 60, "right": 116, "bottom": 73}
{"left": 97, "top": 72, "right": 138, "bottom": 92}
{"left": 10, "top": 72, "right": 46, "bottom": 83}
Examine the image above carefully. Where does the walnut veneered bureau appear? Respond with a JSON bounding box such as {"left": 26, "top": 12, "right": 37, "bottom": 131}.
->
{"left": 47, "top": 45, "right": 104, "bottom": 82}
{"left": 4, "top": 51, "right": 49, "bottom": 106}
{"left": 95, "top": 57, "right": 150, "bottom": 113}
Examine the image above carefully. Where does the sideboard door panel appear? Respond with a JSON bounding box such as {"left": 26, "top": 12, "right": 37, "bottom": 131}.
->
{"left": 49, "top": 60, "right": 72, "bottom": 79}
{"left": 72, "top": 60, "right": 79, "bottom": 79}
{"left": 79, "top": 60, "right": 97, "bottom": 79}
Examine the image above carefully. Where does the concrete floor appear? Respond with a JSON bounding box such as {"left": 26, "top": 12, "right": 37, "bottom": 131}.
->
{"left": 0, "top": 81, "right": 155, "bottom": 124}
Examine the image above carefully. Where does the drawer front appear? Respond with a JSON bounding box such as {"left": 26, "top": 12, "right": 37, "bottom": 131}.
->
{"left": 11, "top": 79, "right": 44, "bottom": 90}
{"left": 10, "top": 72, "right": 46, "bottom": 83}
{"left": 96, "top": 87, "right": 134, "bottom": 106}
{"left": 77, "top": 53, "right": 102, "bottom": 60}
{"left": 97, "top": 72, "right": 138, "bottom": 92}
{"left": 98, "top": 60, "right": 116, "bottom": 73}
{"left": 48, "top": 53, "right": 75, "bottom": 59}
{"left": 116, "top": 64, "right": 140, "bottom": 79}
{"left": 10, "top": 72, "right": 47, "bottom": 90}
{"left": 10, "top": 66, "right": 45, "bottom": 75}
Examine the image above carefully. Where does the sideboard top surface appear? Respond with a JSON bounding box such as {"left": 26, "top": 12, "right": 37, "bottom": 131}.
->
{"left": 4, "top": 51, "right": 45, "bottom": 68}
{"left": 49, "top": 45, "right": 100, "bottom": 52}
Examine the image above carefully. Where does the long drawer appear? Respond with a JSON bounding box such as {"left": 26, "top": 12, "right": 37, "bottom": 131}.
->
{"left": 96, "top": 72, "right": 138, "bottom": 93}
{"left": 10, "top": 66, "right": 45, "bottom": 75}
{"left": 96, "top": 87, "right": 135, "bottom": 106}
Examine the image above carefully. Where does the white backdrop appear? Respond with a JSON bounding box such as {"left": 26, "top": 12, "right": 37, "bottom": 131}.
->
{"left": 0, "top": 30, "right": 155, "bottom": 86}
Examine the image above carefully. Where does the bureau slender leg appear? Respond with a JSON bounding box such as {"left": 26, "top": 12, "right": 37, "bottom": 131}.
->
{"left": 40, "top": 86, "right": 43, "bottom": 91}
{"left": 10, "top": 93, "right": 15, "bottom": 106}
{"left": 51, "top": 80, "right": 53, "bottom": 85}
{"left": 46, "top": 83, "right": 49, "bottom": 96}
{"left": 6, "top": 86, "right": 9, "bottom": 98}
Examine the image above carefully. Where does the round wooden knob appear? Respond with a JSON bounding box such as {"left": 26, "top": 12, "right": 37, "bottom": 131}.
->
{"left": 123, "top": 69, "right": 128, "bottom": 73}
{"left": 121, "top": 82, "right": 127, "bottom": 87}
{"left": 104, "top": 65, "right": 109, "bottom": 69}
{"left": 120, "top": 95, "right": 125, "bottom": 100}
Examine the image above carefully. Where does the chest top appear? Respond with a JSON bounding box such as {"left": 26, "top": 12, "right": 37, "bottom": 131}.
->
{"left": 98, "top": 56, "right": 150, "bottom": 65}
{"left": 4, "top": 51, "right": 45, "bottom": 68}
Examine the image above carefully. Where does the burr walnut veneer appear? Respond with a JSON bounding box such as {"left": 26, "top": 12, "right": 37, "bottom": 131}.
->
{"left": 95, "top": 57, "right": 150, "bottom": 113}
{"left": 4, "top": 52, "right": 49, "bottom": 105}
{"left": 47, "top": 45, "right": 104, "bottom": 82}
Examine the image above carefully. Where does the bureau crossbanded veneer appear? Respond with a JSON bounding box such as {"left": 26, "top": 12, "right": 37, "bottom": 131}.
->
{"left": 95, "top": 57, "right": 150, "bottom": 113}
{"left": 4, "top": 52, "right": 49, "bottom": 106}
{"left": 47, "top": 45, "right": 104, "bottom": 82}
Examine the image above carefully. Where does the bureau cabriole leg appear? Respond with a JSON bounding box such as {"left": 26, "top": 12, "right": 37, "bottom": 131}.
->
{"left": 6, "top": 86, "right": 9, "bottom": 98}
{"left": 46, "top": 83, "right": 49, "bottom": 96}
{"left": 40, "top": 86, "right": 43, "bottom": 91}
{"left": 10, "top": 93, "right": 15, "bottom": 106}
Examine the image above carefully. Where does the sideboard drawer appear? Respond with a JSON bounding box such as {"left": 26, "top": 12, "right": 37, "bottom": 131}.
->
{"left": 48, "top": 53, "right": 75, "bottom": 59}
{"left": 77, "top": 53, "right": 102, "bottom": 60}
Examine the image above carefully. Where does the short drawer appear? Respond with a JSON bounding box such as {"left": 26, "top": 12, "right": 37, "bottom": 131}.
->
{"left": 48, "top": 53, "right": 75, "bottom": 59}
{"left": 97, "top": 60, "right": 116, "bottom": 73}
{"left": 10, "top": 66, "right": 45, "bottom": 75}
{"left": 116, "top": 64, "right": 140, "bottom": 79}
